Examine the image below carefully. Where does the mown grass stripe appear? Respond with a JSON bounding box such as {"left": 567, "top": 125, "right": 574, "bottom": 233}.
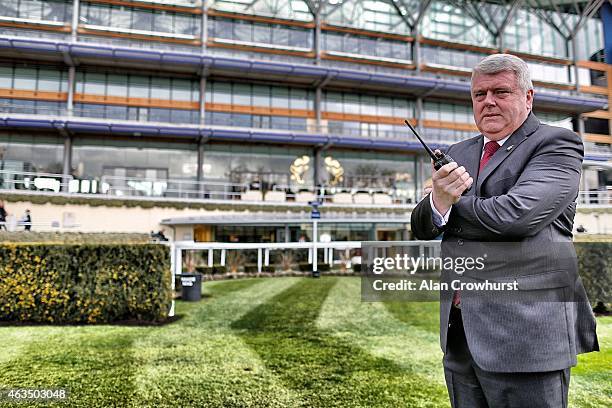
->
{"left": 317, "top": 277, "right": 445, "bottom": 384}
{"left": 0, "top": 326, "right": 145, "bottom": 408}
{"left": 232, "top": 277, "right": 449, "bottom": 407}
{"left": 0, "top": 277, "right": 608, "bottom": 408}
{"left": 130, "top": 277, "right": 305, "bottom": 407}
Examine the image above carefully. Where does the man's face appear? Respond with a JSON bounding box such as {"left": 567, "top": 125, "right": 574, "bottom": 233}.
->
{"left": 471, "top": 71, "right": 533, "bottom": 141}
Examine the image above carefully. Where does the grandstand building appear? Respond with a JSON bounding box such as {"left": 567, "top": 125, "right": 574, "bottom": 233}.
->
{"left": 0, "top": 0, "right": 611, "bottom": 240}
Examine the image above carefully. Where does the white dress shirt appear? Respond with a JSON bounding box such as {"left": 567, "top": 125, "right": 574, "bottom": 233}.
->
{"left": 430, "top": 134, "right": 511, "bottom": 227}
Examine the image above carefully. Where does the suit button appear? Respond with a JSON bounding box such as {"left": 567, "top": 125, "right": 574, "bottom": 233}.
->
{"left": 431, "top": 227, "right": 438, "bottom": 234}
{"left": 458, "top": 239, "right": 464, "bottom": 246}
{"left": 456, "top": 227, "right": 462, "bottom": 233}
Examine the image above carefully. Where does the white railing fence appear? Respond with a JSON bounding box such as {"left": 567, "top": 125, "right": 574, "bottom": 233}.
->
{"left": 167, "top": 240, "right": 442, "bottom": 316}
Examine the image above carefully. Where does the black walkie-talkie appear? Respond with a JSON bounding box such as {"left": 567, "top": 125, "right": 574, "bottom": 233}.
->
{"left": 404, "top": 120, "right": 454, "bottom": 170}
{"left": 404, "top": 120, "right": 470, "bottom": 193}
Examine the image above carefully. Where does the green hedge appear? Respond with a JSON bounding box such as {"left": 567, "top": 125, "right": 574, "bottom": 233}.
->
{"left": 0, "top": 243, "right": 171, "bottom": 324}
{"left": 575, "top": 242, "right": 612, "bottom": 304}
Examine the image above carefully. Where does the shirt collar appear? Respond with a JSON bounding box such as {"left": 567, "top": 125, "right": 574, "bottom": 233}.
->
{"left": 483, "top": 134, "right": 511, "bottom": 148}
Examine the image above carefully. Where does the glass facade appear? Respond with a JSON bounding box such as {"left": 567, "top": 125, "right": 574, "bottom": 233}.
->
{"left": 422, "top": 1, "right": 493, "bottom": 46}
{"left": 209, "top": 17, "right": 313, "bottom": 49}
{"left": 74, "top": 71, "right": 199, "bottom": 122}
{"left": 0, "top": 65, "right": 68, "bottom": 93}
{"left": 206, "top": 81, "right": 313, "bottom": 110}
{"left": 325, "top": 0, "right": 411, "bottom": 35}
{"left": 75, "top": 72, "right": 199, "bottom": 101}
{"left": 0, "top": 0, "right": 607, "bottom": 206}
{"left": 322, "top": 32, "right": 411, "bottom": 61}
{"left": 423, "top": 101, "right": 472, "bottom": 124}
{"left": 202, "top": 144, "right": 314, "bottom": 189}
{"left": 211, "top": 0, "right": 312, "bottom": 22}
{"left": 79, "top": 2, "right": 199, "bottom": 38}
{"left": 71, "top": 137, "right": 198, "bottom": 197}
{"left": 320, "top": 149, "right": 418, "bottom": 203}
{"left": 0, "top": 0, "right": 72, "bottom": 23}
{"left": 0, "top": 133, "right": 64, "bottom": 184}
{"left": 421, "top": 46, "right": 488, "bottom": 71}
{"left": 0, "top": 65, "right": 68, "bottom": 115}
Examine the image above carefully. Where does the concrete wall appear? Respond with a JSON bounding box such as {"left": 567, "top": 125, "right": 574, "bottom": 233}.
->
{"left": 574, "top": 210, "right": 612, "bottom": 235}
{"left": 1, "top": 200, "right": 233, "bottom": 239}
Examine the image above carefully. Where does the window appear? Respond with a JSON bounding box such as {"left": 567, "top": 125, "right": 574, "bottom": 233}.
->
{"left": 289, "top": 89, "right": 308, "bottom": 110}
{"left": 21, "top": 0, "right": 43, "bottom": 20}
{"left": 271, "top": 87, "right": 289, "bottom": 109}
{"left": 171, "top": 79, "right": 193, "bottom": 102}
{"left": 151, "top": 77, "right": 171, "bottom": 100}
{"left": 234, "top": 20, "right": 252, "bottom": 42}
{"left": 233, "top": 83, "right": 251, "bottom": 106}
{"left": 0, "top": 66, "right": 12, "bottom": 88}
{"left": 37, "top": 69, "right": 62, "bottom": 92}
{"left": 81, "top": 3, "right": 197, "bottom": 37}
{"left": 154, "top": 12, "right": 173, "bottom": 34}
{"left": 110, "top": 6, "right": 130, "bottom": 29}
{"left": 212, "top": 82, "right": 232, "bottom": 104}
{"left": 84, "top": 3, "right": 110, "bottom": 26}
{"left": 133, "top": 9, "right": 154, "bottom": 31}
{"left": 129, "top": 76, "right": 150, "bottom": 99}
{"left": 13, "top": 68, "right": 37, "bottom": 91}
{"left": 253, "top": 23, "right": 271, "bottom": 44}
{"left": 252, "top": 85, "right": 270, "bottom": 108}
{"left": 106, "top": 74, "right": 128, "bottom": 98}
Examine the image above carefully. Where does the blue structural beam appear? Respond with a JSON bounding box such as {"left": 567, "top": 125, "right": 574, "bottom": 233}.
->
{"left": 0, "top": 36, "right": 606, "bottom": 113}
{"left": 0, "top": 114, "right": 609, "bottom": 159}
{"left": 0, "top": 115, "right": 440, "bottom": 152}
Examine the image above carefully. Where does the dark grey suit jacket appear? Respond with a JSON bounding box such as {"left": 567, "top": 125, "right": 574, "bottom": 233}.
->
{"left": 411, "top": 113, "right": 599, "bottom": 373}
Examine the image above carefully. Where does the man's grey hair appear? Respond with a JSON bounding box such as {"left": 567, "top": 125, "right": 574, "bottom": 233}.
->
{"left": 472, "top": 54, "right": 533, "bottom": 93}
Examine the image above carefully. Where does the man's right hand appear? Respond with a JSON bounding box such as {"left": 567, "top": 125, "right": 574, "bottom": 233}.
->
{"left": 431, "top": 162, "right": 473, "bottom": 216}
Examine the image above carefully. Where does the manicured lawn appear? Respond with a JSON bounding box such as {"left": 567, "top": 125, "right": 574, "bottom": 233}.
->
{"left": 0, "top": 277, "right": 610, "bottom": 407}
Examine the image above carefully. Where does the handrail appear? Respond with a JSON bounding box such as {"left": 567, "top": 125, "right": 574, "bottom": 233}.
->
{"left": 0, "top": 169, "right": 610, "bottom": 206}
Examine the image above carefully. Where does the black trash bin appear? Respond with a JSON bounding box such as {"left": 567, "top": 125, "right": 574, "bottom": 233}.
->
{"left": 179, "top": 273, "right": 202, "bottom": 301}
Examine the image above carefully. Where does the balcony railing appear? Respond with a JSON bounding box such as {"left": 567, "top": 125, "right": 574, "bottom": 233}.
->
{"left": 0, "top": 169, "right": 418, "bottom": 205}
{"left": 1, "top": 169, "right": 610, "bottom": 207}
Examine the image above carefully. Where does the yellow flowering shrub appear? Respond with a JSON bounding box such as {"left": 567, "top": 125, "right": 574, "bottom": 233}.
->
{"left": 0, "top": 244, "right": 172, "bottom": 323}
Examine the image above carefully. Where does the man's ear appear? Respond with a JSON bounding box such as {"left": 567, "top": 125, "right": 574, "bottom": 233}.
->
{"left": 526, "top": 89, "right": 534, "bottom": 111}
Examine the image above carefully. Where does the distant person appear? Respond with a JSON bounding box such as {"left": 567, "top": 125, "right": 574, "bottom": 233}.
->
{"left": 576, "top": 224, "right": 587, "bottom": 233}
{"left": 19, "top": 209, "right": 31, "bottom": 231}
{"left": 150, "top": 230, "right": 168, "bottom": 242}
{"left": 0, "top": 200, "right": 7, "bottom": 230}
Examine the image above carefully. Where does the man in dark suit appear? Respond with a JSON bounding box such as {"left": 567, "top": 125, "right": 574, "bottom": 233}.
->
{"left": 411, "top": 54, "right": 599, "bottom": 407}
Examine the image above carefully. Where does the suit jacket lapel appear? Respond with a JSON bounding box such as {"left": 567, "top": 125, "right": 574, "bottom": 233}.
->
{"left": 476, "top": 113, "right": 540, "bottom": 194}
{"left": 458, "top": 136, "right": 482, "bottom": 197}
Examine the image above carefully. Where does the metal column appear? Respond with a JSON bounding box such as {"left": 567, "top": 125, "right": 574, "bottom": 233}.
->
{"left": 71, "top": 0, "right": 79, "bottom": 41}
{"left": 197, "top": 137, "right": 205, "bottom": 197}
{"left": 314, "top": 8, "right": 321, "bottom": 65}
{"left": 315, "top": 86, "right": 322, "bottom": 132}
{"left": 570, "top": 38, "right": 581, "bottom": 93}
{"left": 67, "top": 66, "right": 76, "bottom": 116}
{"left": 61, "top": 134, "right": 72, "bottom": 192}
{"left": 314, "top": 147, "right": 321, "bottom": 189}
{"left": 199, "top": 76, "right": 207, "bottom": 125}
{"left": 201, "top": 0, "right": 208, "bottom": 48}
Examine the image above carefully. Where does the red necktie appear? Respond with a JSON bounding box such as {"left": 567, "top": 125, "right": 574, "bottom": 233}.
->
{"left": 452, "top": 140, "right": 501, "bottom": 307}
{"left": 479, "top": 141, "right": 501, "bottom": 173}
